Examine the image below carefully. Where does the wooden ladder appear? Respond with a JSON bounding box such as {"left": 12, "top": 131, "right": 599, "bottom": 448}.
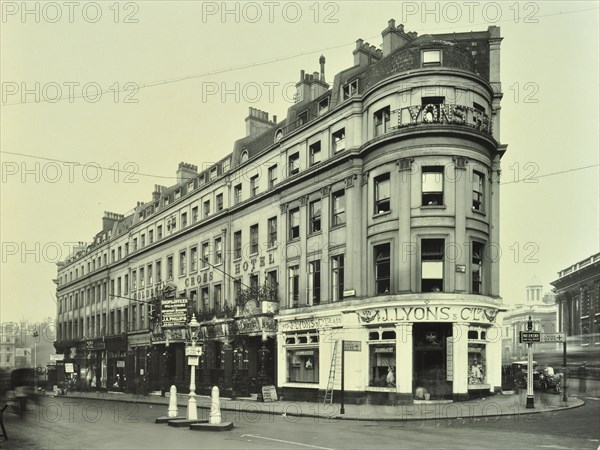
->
{"left": 323, "top": 340, "right": 338, "bottom": 404}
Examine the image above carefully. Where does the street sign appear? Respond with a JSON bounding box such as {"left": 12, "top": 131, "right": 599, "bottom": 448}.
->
{"left": 65, "top": 363, "right": 74, "bottom": 373}
{"left": 519, "top": 331, "right": 541, "bottom": 343}
{"left": 50, "top": 354, "right": 64, "bottom": 361}
{"left": 343, "top": 341, "right": 361, "bottom": 352}
{"left": 187, "top": 356, "right": 199, "bottom": 366}
{"left": 540, "top": 333, "right": 566, "bottom": 343}
{"left": 185, "top": 346, "right": 203, "bottom": 356}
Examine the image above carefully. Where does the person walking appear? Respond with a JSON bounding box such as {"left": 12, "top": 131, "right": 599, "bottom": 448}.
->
{"left": 578, "top": 362, "right": 588, "bottom": 394}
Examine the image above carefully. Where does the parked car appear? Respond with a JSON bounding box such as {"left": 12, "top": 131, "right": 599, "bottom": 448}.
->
{"left": 511, "top": 360, "right": 541, "bottom": 389}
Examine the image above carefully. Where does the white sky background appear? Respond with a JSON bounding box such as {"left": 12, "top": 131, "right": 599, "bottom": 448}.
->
{"left": 1, "top": 1, "right": 599, "bottom": 324}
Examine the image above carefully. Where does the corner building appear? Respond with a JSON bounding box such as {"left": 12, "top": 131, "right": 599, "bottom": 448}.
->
{"left": 54, "top": 20, "right": 506, "bottom": 404}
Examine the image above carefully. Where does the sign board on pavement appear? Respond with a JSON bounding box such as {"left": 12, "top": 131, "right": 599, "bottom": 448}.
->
{"left": 519, "top": 331, "right": 541, "bottom": 343}
{"left": 261, "top": 385, "right": 277, "bottom": 402}
{"left": 50, "top": 354, "right": 65, "bottom": 361}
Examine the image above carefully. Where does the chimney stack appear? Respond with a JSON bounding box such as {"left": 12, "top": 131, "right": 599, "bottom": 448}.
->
{"left": 176, "top": 162, "right": 198, "bottom": 184}
{"left": 245, "top": 107, "right": 274, "bottom": 137}
{"left": 102, "top": 211, "right": 124, "bottom": 232}
{"left": 319, "top": 55, "right": 326, "bottom": 83}
{"left": 353, "top": 39, "right": 383, "bottom": 67}
{"left": 381, "top": 19, "right": 413, "bottom": 57}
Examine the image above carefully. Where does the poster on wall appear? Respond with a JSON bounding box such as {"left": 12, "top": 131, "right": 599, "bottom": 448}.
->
{"left": 446, "top": 337, "right": 453, "bottom": 381}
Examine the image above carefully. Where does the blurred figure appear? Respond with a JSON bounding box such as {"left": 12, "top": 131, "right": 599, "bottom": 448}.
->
{"left": 10, "top": 368, "right": 38, "bottom": 420}
{"left": 578, "top": 362, "right": 588, "bottom": 394}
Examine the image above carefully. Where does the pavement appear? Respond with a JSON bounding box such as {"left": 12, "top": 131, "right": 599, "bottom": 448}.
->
{"left": 49, "top": 389, "right": 585, "bottom": 422}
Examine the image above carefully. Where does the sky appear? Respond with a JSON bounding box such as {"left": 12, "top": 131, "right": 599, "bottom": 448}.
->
{"left": 1, "top": 1, "right": 599, "bottom": 325}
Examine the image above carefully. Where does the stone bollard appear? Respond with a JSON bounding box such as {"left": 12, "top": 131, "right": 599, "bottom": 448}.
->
{"left": 209, "top": 386, "right": 222, "bottom": 424}
{"left": 168, "top": 385, "right": 178, "bottom": 418}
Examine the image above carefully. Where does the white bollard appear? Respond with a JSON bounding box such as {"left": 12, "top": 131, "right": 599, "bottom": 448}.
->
{"left": 168, "top": 385, "right": 178, "bottom": 418}
{"left": 209, "top": 386, "right": 222, "bottom": 424}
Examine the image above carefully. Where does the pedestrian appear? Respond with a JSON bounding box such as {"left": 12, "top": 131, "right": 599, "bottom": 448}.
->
{"left": 578, "top": 361, "right": 588, "bottom": 394}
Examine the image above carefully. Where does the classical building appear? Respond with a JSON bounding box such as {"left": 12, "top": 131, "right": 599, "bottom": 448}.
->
{"left": 551, "top": 253, "right": 600, "bottom": 348}
{"left": 55, "top": 20, "right": 506, "bottom": 403}
{"left": 501, "top": 280, "right": 557, "bottom": 362}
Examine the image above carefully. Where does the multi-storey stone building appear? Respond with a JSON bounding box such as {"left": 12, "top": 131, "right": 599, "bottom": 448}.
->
{"left": 55, "top": 20, "right": 506, "bottom": 403}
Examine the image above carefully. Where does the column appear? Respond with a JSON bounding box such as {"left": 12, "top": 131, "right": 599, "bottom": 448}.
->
{"left": 276, "top": 330, "right": 285, "bottom": 388}
{"left": 452, "top": 322, "right": 469, "bottom": 401}
{"left": 453, "top": 157, "right": 467, "bottom": 293}
{"left": 344, "top": 175, "right": 360, "bottom": 296}
{"left": 490, "top": 157, "right": 501, "bottom": 297}
{"left": 395, "top": 323, "right": 413, "bottom": 403}
{"left": 397, "top": 158, "right": 413, "bottom": 293}
{"left": 486, "top": 329, "right": 502, "bottom": 393}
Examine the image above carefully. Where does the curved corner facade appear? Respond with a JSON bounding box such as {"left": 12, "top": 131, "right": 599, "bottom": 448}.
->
{"left": 54, "top": 22, "right": 507, "bottom": 405}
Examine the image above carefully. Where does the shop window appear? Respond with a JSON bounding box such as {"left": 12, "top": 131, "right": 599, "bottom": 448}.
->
{"left": 374, "top": 243, "right": 391, "bottom": 294}
{"left": 374, "top": 106, "right": 390, "bottom": 137}
{"left": 250, "top": 224, "right": 259, "bottom": 254}
{"left": 421, "top": 239, "right": 444, "bottom": 292}
{"left": 374, "top": 173, "right": 391, "bottom": 214}
{"left": 468, "top": 344, "right": 486, "bottom": 385}
{"left": 472, "top": 241, "right": 484, "bottom": 294}
{"left": 369, "top": 331, "right": 396, "bottom": 387}
{"left": 332, "top": 128, "right": 346, "bottom": 153}
{"left": 309, "top": 141, "right": 321, "bottom": 165}
{"left": 268, "top": 216, "right": 277, "bottom": 247}
{"left": 331, "top": 190, "right": 345, "bottom": 226}
{"left": 289, "top": 265, "right": 299, "bottom": 307}
{"left": 422, "top": 166, "right": 444, "bottom": 206}
{"left": 472, "top": 171, "right": 484, "bottom": 212}
{"left": 286, "top": 332, "right": 319, "bottom": 384}
{"left": 289, "top": 208, "right": 300, "bottom": 240}
{"left": 331, "top": 254, "right": 344, "bottom": 302}
{"left": 308, "top": 260, "right": 321, "bottom": 305}
{"left": 309, "top": 199, "right": 321, "bottom": 233}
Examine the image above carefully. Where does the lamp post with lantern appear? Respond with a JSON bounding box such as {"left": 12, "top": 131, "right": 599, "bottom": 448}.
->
{"left": 186, "top": 315, "right": 202, "bottom": 421}
{"left": 32, "top": 330, "right": 39, "bottom": 391}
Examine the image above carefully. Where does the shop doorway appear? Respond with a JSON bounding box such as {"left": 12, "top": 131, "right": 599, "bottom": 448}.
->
{"left": 413, "top": 323, "right": 452, "bottom": 399}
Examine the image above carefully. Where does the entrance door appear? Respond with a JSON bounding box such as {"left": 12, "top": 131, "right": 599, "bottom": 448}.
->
{"left": 413, "top": 323, "right": 452, "bottom": 399}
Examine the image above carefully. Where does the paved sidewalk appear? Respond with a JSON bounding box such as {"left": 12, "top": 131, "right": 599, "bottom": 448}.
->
{"left": 49, "top": 389, "right": 584, "bottom": 421}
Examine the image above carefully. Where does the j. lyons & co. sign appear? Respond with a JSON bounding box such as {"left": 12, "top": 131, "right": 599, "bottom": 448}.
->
{"left": 356, "top": 305, "right": 499, "bottom": 325}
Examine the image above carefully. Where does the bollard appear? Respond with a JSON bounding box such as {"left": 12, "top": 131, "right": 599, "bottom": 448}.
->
{"left": 168, "top": 385, "right": 178, "bottom": 418}
{"left": 209, "top": 386, "right": 222, "bottom": 424}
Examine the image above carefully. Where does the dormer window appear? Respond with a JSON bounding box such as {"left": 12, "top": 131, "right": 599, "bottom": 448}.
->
{"left": 275, "top": 129, "right": 283, "bottom": 142}
{"left": 318, "top": 97, "right": 330, "bottom": 115}
{"left": 174, "top": 189, "right": 181, "bottom": 200}
{"left": 209, "top": 167, "right": 218, "bottom": 180}
{"left": 342, "top": 79, "right": 358, "bottom": 100}
{"left": 297, "top": 110, "right": 308, "bottom": 126}
{"left": 422, "top": 50, "right": 441, "bottom": 66}
{"left": 222, "top": 158, "right": 231, "bottom": 172}
{"left": 187, "top": 180, "right": 195, "bottom": 192}
{"left": 241, "top": 150, "right": 249, "bottom": 163}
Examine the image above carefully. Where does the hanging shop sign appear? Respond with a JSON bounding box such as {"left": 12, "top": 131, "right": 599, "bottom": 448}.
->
{"left": 161, "top": 298, "right": 189, "bottom": 328}
{"left": 355, "top": 305, "right": 499, "bottom": 325}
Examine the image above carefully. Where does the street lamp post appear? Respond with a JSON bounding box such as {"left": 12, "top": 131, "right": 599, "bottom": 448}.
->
{"left": 33, "top": 330, "right": 39, "bottom": 391}
{"left": 186, "top": 315, "right": 201, "bottom": 421}
{"left": 526, "top": 316, "right": 535, "bottom": 409}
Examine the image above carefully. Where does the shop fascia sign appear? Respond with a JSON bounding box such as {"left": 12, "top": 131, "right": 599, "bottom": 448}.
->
{"left": 356, "top": 305, "right": 498, "bottom": 325}
{"left": 395, "top": 103, "right": 492, "bottom": 135}
{"left": 280, "top": 315, "right": 343, "bottom": 331}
